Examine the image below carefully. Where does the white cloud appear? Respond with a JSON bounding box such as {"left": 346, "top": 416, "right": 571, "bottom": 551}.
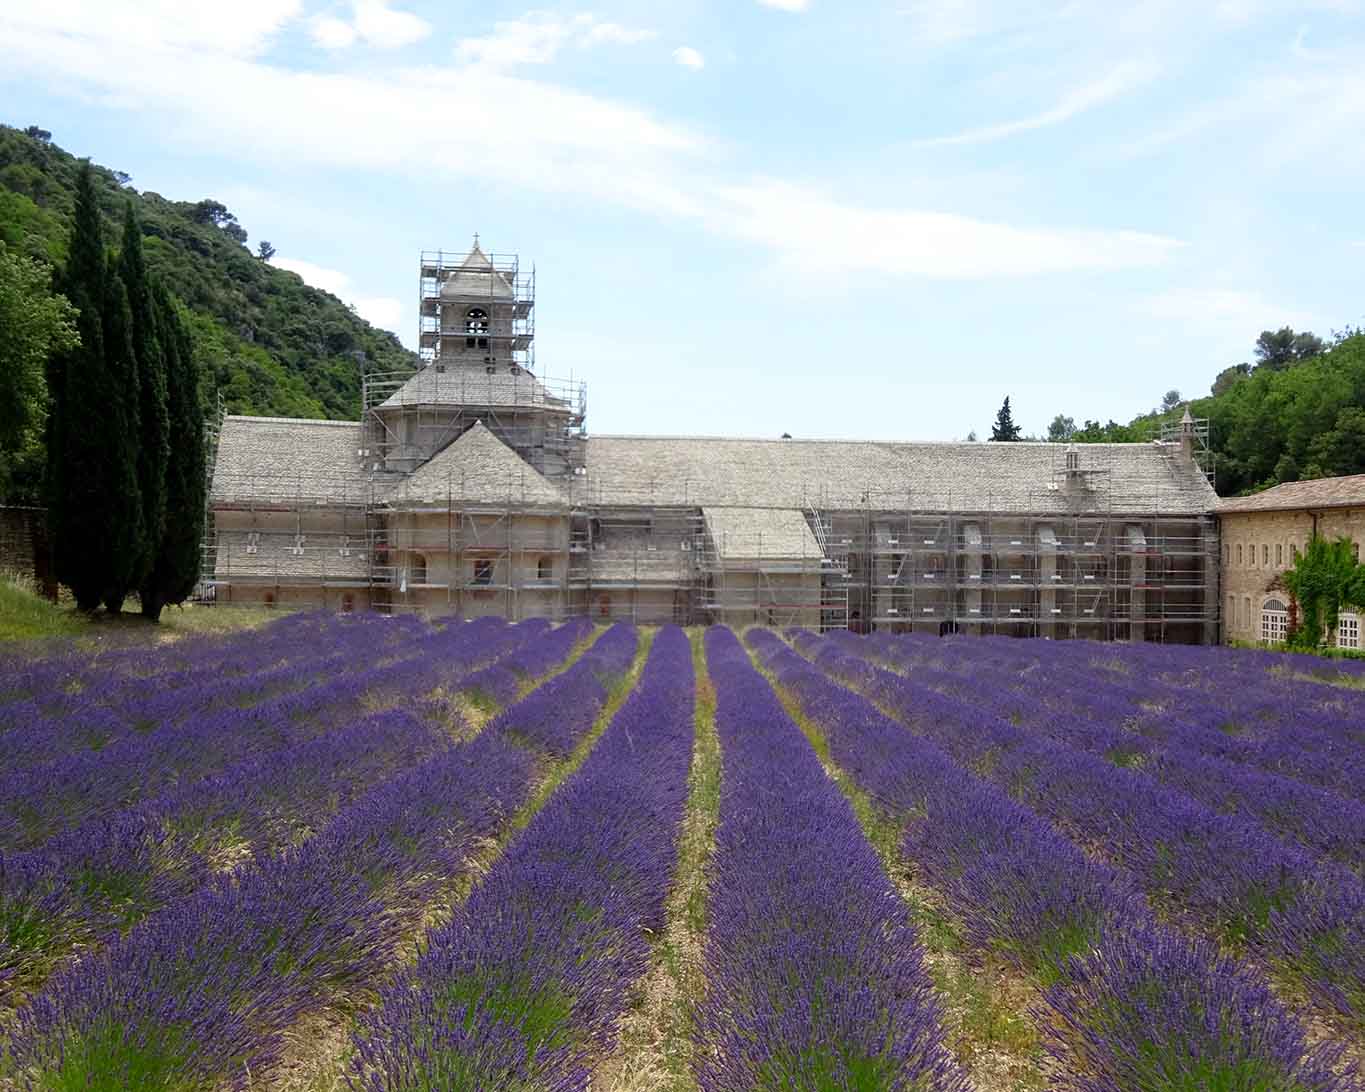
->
{"left": 1138, "top": 288, "right": 1318, "bottom": 342}
{"left": 310, "top": 16, "right": 357, "bottom": 49}
{"left": 0, "top": 0, "right": 301, "bottom": 57}
{"left": 712, "top": 180, "right": 1184, "bottom": 277}
{"left": 758, "top": 0, "right": 811, "bottom": 10}
{"left": 274, "top": 257, "right": 403, "bottom": 332}
{"left": 0, "top": 10, "right": 1184, "bottom": 280}
{"left": 672, "top": 46, "right": 705, "bottom": 69}
{"left": 914, "top": 60, "right": 1157, "bottom": 147}
{"left": 310, "top": 0, "right": 430, "bottom": 51}
{"left": 353, "top": 0, "right": 429, "bottom": 48}
{"left": 455, "top": 12, "right": 655, "bottom": 69}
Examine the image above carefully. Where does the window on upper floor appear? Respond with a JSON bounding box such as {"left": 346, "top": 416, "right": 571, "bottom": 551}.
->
{"left": 537, "top": 556, "right": 553, "bottom": 581}
{"left": 473, "top": 559, "right": 494, "bottom": 586}
{"left": 1236, "top": 543, "right": 1243, "bottom": 566}
{"left": 1276, "top": 542, "right": 1283, "bottom": 567}
{"left": 410, "top": 553, "right": 427, "bottom": 585}
{"left": 465, "top": 308, "right": 488, "bottom": 334}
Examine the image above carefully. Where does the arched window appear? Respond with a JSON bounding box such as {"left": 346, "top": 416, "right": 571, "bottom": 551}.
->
{"left": 465, "top": 308, "right": 489, "bottom": 350}
{"left": 410, "top": 553, "right": 427, "bottom": 585}
{"left": 1261, "top": 598, "right": 1288, "bottom": 644}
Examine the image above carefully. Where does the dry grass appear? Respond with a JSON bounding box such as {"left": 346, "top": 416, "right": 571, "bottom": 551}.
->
{"left": 590, "top": 628, "right": 721, "bottom": 1092}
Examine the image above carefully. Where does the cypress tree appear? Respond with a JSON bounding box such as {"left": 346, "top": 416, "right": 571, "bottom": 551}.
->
{"left": 141, "top": 284, "right": 206, "bottom": 621}
{"left": 98, "top": 264, "right": 145, "bottom": 613}
{"left": 119, "top": 202, "right": 169, "bottom": 594}
{"left": 46, "top": 162, "right": 144, "bottom": 613}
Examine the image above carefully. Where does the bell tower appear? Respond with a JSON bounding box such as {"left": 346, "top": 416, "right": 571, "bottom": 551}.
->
{"left": 418, "top": 235, "right": 535, "bottom": 375}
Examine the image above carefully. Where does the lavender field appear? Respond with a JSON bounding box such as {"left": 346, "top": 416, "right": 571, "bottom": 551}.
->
{"left": 1, "top": 614, "right": 1362, "bottom": 1091}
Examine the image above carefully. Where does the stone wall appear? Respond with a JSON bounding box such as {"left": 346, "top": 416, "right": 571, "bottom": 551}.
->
{"left": 1219, "top": 506, "right": 1365, "bottom": 644}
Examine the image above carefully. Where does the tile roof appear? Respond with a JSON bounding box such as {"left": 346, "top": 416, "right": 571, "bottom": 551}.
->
{"left": 578, "top": 436, "right": 1218, "bottom": 515}
{"left": 377, "top": 367, "right": 568, "bottom": 411}
{"left": 211, "top": 416, "right": 395, "bottom": 505}
{"left": 1216, "top": 473, "right": 1365, "bottom": 514}
{"left": 704, "top": 507, "right": 823, "bottom": 561}
{"left": 439, "top": 242, "right": 515, "bottom": 300}
{"left": 382, "top": 422, "right": 566, "bottom": 509}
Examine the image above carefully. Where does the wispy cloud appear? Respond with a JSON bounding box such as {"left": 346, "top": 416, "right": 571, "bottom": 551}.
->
{"left": 758, "top": 0, "right": 811, "bottom": 11}
{"left": 0, "top": 7, "right": 1184, "bottom": 280}
{"left": 1138, "top": 288, "right": 1318, "bottom": 341}
{"left": 713, "top": 180, "right": 1183, "bottom": 277}
{"left": 455, "top": 12, "right": 655, "bottom": 69}
{"left": 310, "top": 0, "right": 430, "bottom": 51}
{"left": 672, "top": 45, "right": 705, "bottom": 69}
{"left": 273, "top": 257, "right": 403, "bottom": 331}
{"left": 913, "top": 60, "right": 1158, "bottom": 147}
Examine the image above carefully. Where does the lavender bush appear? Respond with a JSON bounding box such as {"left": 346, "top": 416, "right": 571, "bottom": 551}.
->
{"left": 698, "top": 626, "right": 963, "bottom": 1092}
{"left": 351, "top": 625, "right": 693, "bottom": 1090}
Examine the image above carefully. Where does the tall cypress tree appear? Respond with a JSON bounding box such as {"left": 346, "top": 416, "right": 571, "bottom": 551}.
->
{"left": 98, "top": 263, "right": 145, "bottom": 613}
{"left": 141, "top": 284, "right": 206, "bottom": 621}
{"left": 46, "top": 163, "right": 144, "bottom": 612}
{"left": 119, "top": 203, "right": 169, "bottom": 594}
{"left": 47, "top": 164, "right": 108, "bottom": 609}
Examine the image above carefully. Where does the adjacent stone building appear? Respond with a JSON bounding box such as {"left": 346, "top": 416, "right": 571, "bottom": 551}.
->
{"left": 1217, "top": 473, "right": 1365, "bottom": 649}
{"left": 207, "top": 240, "right": 1223, "bottom": 640}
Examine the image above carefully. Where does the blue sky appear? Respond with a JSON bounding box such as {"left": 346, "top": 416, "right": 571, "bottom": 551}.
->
{"left": 3, "top": 1, "right": 1362, "bottom": 440}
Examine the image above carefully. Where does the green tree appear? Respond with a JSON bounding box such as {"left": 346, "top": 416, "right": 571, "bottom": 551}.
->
{"left": 119, "top": 202, "right": 169, "bottom": 591}
{"left": 990, "top": 396, "right": 1022, "bottom": 442}
{"left": 1254, "top": 327, "right": 1326, "bottom": 371}
{"left": 46, "top": 162, "right": 143, "bottom": 612}
{"left": 1281, "top": 536, "right": 1365, "bottom": 650}
{"left": 1047, "top": 414, "right": 1076, "bottom": 442}
{"left": 1160, "top": 389, "right": 1182, "bottom": 412}
{"left": 141, "top": 286, "right": 206, "bottom": 621}
{"left": 0, "top": 246, "right": 78, "bottom": 494}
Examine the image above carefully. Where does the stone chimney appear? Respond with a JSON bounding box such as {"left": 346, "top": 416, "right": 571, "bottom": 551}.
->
{"left": 1178, "top": 407, "right": 1196, "bottom": 462}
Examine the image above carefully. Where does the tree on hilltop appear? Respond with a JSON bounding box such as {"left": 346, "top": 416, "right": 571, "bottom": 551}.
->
{"left": 990, "top": 396, "right": 1022, "bottom": 442}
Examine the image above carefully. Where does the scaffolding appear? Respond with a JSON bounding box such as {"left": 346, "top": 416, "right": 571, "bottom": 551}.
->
{"left": 418, "top": 248, "right": 534, "bottom": 370}
{"left": 202, "top": 470, "right": 1217, "bottom": 640}
{"left": 199, "top": 241, "right": 1219, "bottom": 641}
{"left": 360, "top": 369, "right": 586, "bottom": 481}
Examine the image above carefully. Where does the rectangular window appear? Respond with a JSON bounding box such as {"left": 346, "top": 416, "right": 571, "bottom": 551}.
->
{"left": 1224, "top": 543, "right": 1230, "bottom": 565}
{"left": 1276, "top": 542, "right": 1282, "bottom": 567}
{"left": 1243, "top": 596, "right": 1251, "bottom": 627}
{"left": 1226, "top": 595, "right": 1235, "bottom": 631}
{"left": 1339, "top": 612, "right": 1361, "bottom": 650}
{"left": 1261, "top": 609, "right": 1288, "bottom": 644}
{"left": 1262, "top": 544, "right": 1269, "bottom": 566}
{"left": 473, "top": 559, "right": 494, "bottom": 586}
{"left": 1236, "top": 543, "right": 1243, "bottom": 566}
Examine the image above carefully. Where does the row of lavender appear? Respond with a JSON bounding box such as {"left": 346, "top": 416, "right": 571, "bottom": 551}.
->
{"left": 872, "top": 630, "right": 1365, "bottom": 803}
{"left": 700, "top": 627, "right": 964, "bottom": 1090}
{"left": 855, "top": 631, "right": 1365, "bottom": 872}
{"left": 746, "top": 628, "right": 1356, "bottom": 1090}
{"left": 815, "top": 631, "right": 1365, "bottom": 1025}
{"left": 0, "top": 615, "right": 590, "bottom": 1008}
{"left": 351, "top": 626, "right": 695, "bottom": 1088}
{"left": 0, "top": 622, "right": 638, "bottom": 1090}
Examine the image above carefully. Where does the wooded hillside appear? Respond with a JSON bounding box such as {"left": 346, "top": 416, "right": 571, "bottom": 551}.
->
{"left": 0, "top": 125, "right": 416, "bottom": 427}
